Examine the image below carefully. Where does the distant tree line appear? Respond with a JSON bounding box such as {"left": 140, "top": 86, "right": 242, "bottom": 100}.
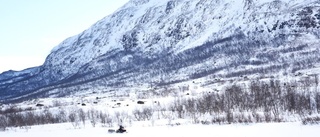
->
{"left": 167, "top": 79, "right": 320, "bottom": 124}
{"left": 1, "top": 78, "right": 320, "bottom": 131}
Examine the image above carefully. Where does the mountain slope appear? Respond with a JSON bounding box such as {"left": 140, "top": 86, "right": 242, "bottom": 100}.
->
{"left": 1, "top": 0, "right": 320, "bottom": 103}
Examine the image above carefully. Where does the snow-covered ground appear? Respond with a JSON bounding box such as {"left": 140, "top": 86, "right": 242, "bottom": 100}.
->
{"left": 1, "top": 122, "right": 319, "bottom": 137}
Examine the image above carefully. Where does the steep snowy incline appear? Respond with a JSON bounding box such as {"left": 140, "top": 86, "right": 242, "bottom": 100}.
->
{"left": 1, "top": 0, "right": 320, "bottom": 103}
{"left": 43, "top": 0, "right": 320, "bottom": 79}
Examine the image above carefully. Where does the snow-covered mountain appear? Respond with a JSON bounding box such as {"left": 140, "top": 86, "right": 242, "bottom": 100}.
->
{"left": 1, "top": 0, "right": 320, "bottom": 103}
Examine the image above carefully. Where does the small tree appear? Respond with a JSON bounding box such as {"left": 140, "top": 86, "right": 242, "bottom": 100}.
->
{"left": 78, "top": 108, "right": 86, "bottom": 127}
{"left": 0, "top": 115, "right": 7, "bottom": 131}
{"left": 57, "top": 108, "right": 68, "bottom": 123}
{"left": 99, "top": 111, "right": 113, "bottom": 127}
{"left": 68, "top": 111, "right": 79, "bottom": 128}
{"left": 88, "top": 109, "right": 98, "bottom": 127}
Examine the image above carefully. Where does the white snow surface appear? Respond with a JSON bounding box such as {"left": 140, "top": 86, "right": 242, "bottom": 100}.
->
{"left": 1, "top": 122, "right": 319, "bottom": 137}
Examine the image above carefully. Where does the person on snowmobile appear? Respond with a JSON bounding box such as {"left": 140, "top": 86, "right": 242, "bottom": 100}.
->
{"left": 116, "top": 125, "right": 126, "bottom": 133}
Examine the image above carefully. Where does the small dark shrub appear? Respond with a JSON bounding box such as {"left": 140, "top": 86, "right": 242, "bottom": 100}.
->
{"left": 137, "top": 101, "right": 145, "bottom": 104}
{"left": 302, "top": 116, "right": 320, "bottom": 125}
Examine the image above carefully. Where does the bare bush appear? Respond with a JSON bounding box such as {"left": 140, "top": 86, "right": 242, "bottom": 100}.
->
{"left": 302, "top": 116, "right": 320, "bottom": 125}
{"left": 6, "top": 113, "right": 25, "bottom": 127}
{"left": 78, "top": 108, "right": 86, "bottom": 126}
{"left": 226, "top": 111, "right": 234, "bottom": 124}
{"left": 0, "top": 105, "right": 22, "bottom": 115}
{"left": 132, "top": 107, "right": 154, "bottom": 121}
{"left": 99, "top": 111, "right": 108, "bottom": 127}
{"left": 0, "top": 115, "right": 7, "bottom": 131}
{"left": 42, "top": 108, "right": 57, "bottom": 124}
{"left": 132, "top": 109, "right": 143, "bottom": 121}
{"left": 52, "top": 100, "right": 63, "bottom": 107}
{"left": 211, "top": 115, "right": 227, "bottom": 125}
{"left": 98, "top": 111, "right": 114, "bottom": 127}
{"left": 57, "top": 108, "right": 68, "bottom": 123}
{"left": 142, "top": 107, "right": 154, "bottom": 120}
{"left": 114, "top": 111, "right": 131, "bottom": 126}
{"left": 88, "top": 109, "right": 98, "bottom": 127}
{"left": 24, "top": 111, "right": 36, "bottom": 126}
{"left": 68, "top": 111, "right": 79, "bottom": 128}
{"left": 169, "top": 98, "right": 185, "bottom": 118}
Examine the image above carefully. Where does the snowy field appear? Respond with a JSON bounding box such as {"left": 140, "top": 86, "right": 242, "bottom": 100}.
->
{"left": 1, "top": 122, "right": 319, "bottom": 137}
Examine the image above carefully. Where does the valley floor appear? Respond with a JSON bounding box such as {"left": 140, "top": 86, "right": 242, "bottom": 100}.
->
{"left": 0, "top": 122, "right": 319, "bottom": 137}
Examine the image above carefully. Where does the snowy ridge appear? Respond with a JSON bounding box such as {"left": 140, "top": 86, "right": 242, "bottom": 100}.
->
{"left": 1, "top": 0, "right": 320, "bottom": 103}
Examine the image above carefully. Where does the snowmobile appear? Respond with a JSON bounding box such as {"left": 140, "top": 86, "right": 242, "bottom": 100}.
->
{"left": 108, "top": 126, "right": 127, "bottom": 133}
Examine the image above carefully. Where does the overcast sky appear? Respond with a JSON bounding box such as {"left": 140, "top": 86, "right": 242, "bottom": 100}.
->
{"left": 0, "top": 0, "right": 129, "bottom": 73}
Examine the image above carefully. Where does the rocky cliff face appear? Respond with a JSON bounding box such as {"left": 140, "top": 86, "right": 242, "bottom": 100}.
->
{"left": 1, "top": 0, "right": 320, "bottom": 103}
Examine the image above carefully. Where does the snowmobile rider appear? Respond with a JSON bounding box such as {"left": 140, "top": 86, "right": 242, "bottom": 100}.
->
{"left": 117, "top": 125, "right": 126, "bottom": 133}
